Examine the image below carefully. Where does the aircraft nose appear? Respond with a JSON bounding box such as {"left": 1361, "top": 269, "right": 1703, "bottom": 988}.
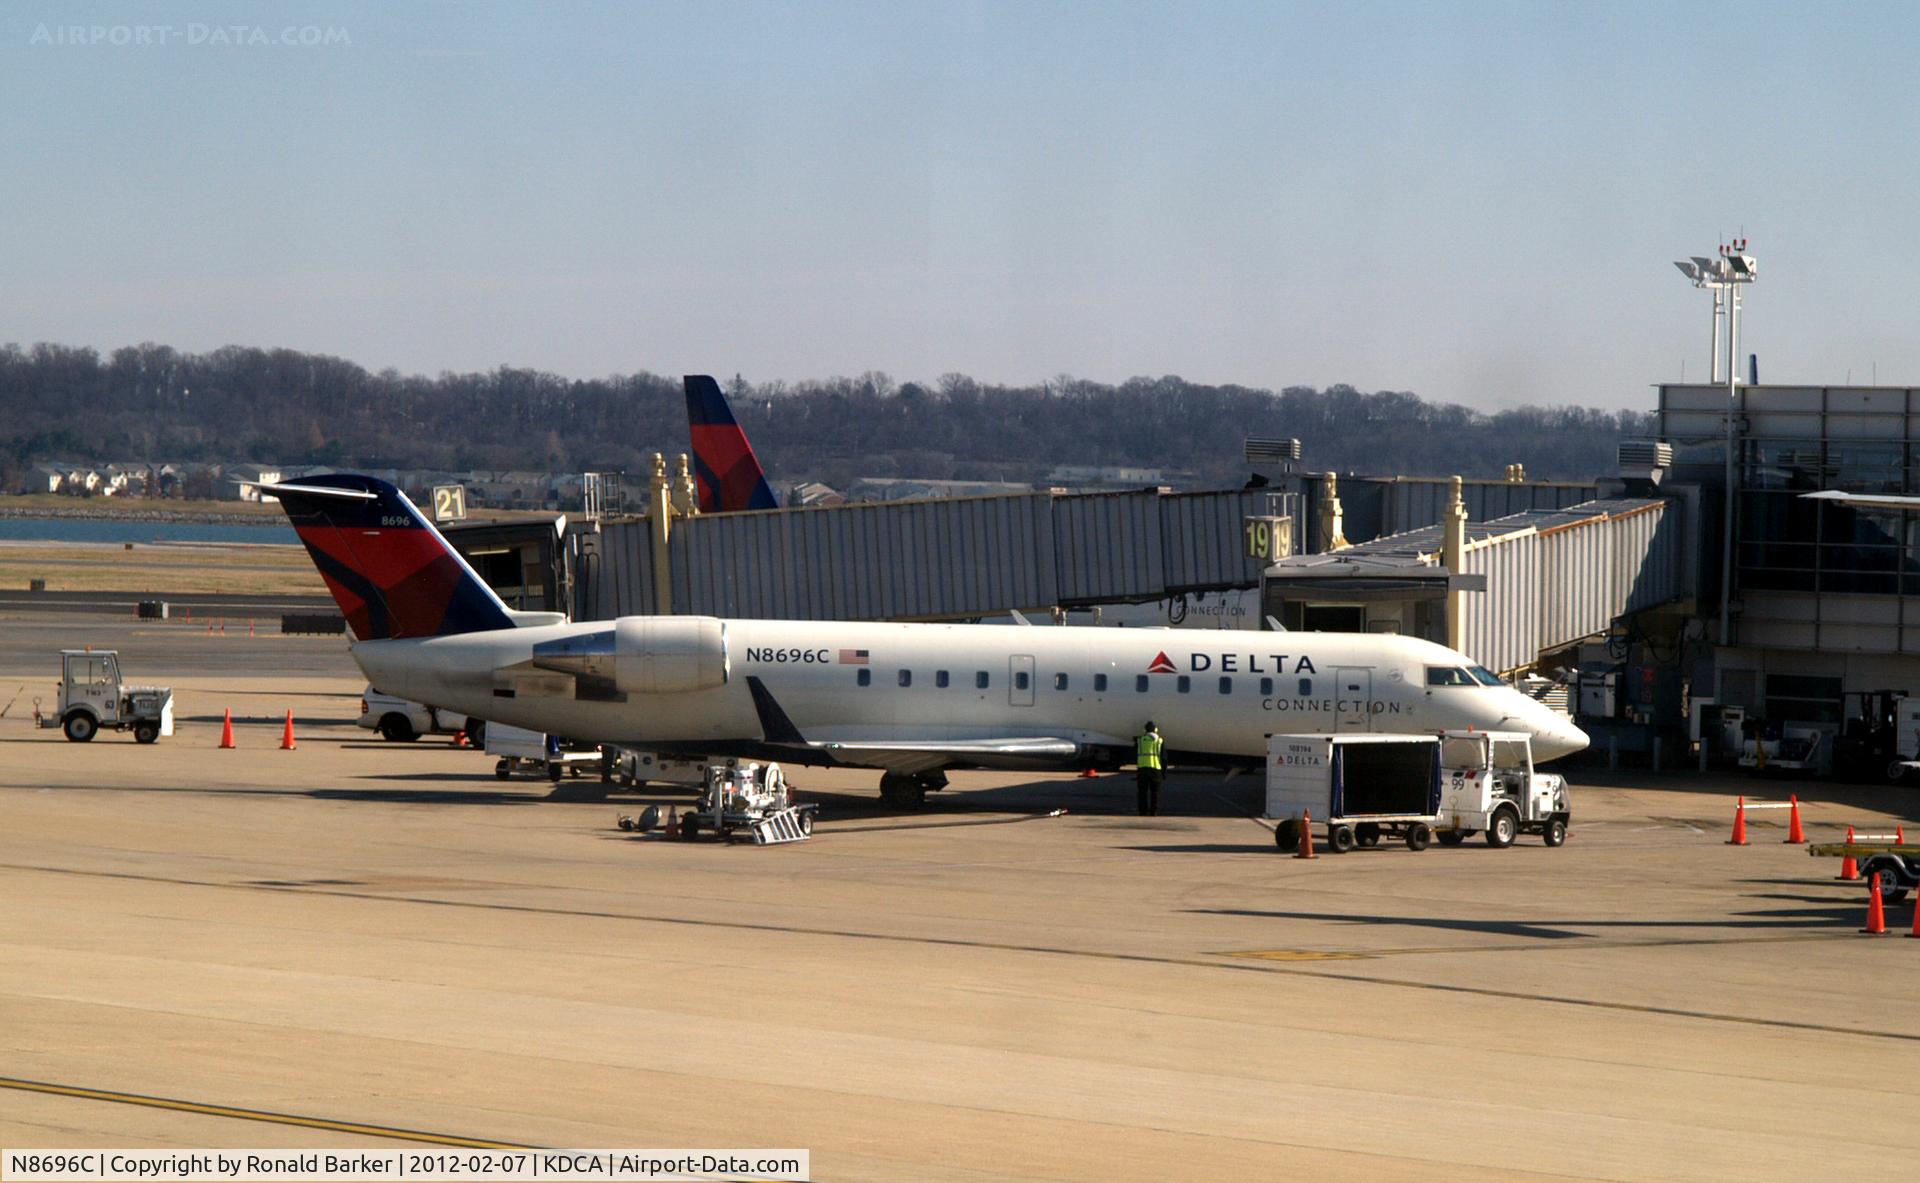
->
{"left": 1533, "top": 711, "right": 1590, "bottom": 762}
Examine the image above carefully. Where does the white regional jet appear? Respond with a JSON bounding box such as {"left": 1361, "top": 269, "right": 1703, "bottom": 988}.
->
{"left": 265, "top": 475, "right": 1588, "bottom": 806}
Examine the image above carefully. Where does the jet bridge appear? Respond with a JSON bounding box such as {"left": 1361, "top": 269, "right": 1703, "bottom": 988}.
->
{"left": 1262, "top": 497, "right": 1694, "bottom": 675}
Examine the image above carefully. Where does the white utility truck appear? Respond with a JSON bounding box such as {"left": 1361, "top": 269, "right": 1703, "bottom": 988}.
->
{"left": 1433, "top": 729, "right": 1570, "bottom": 848}
{"left": 38, "top": 650, "right": 173, "bottom": 744}
{"left": 1267, "top": 730, "right": 1570, "bottom": 852}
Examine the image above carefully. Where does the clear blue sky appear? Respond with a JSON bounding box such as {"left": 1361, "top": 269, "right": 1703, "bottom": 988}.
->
{"left": 3, "top": 1, "right": 1916, "bottom": 411}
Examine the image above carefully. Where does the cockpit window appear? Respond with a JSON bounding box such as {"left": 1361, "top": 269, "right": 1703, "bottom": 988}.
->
{"left": 1426, "top": 667, "right": 1474, "bottom": 686}
{"left": 1468, "top": 666, "right": 1505, "bottom": 687}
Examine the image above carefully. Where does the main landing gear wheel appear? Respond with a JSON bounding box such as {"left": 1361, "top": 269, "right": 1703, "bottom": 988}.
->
{"left": 878, "top": 771, "right": 930, "bottom": 809}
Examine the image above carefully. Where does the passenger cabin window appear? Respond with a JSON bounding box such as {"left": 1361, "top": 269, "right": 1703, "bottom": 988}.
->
{"left": 1299, "top": 678, "right": 1312, "bottom": 695}
{"left": 976, "top": 671, "right": 989, "bottom": 689}
{"left": 898, "top": 669, "right": 912, "bottom": 687}
{"left": 857, "top": 669, "right": 872, "bottom": 687}
{"left": 1260, "top": 677, "right": 1274, "bottom": 695}
{"left": 1218, "top": 676, "right": 1232, "bottom": 694}
{"left": 1054, "top": 673, "right": 1069, "bottom": 690}
{"left": 1177, "top": 676, "right": 1191, "bottom": 693}
{"left": 935, "top": 670, "right": 950, "bottom": 688}
{"left": 1094, "top": 674, "right": 1108, "bottom": 692}
{"left": 1136, "top": 675, "right": 1149, "bottom": 692}
{"left": 1426, "top": 667, "right": 1475, "bottom": 687}
{"left": 1014, "top": 671, "right": 1030, "bottom": 690}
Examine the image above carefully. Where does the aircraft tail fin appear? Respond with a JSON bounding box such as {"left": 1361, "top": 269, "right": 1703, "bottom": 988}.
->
{"left": 684, "top": 374, "right": 779, "bottom": 512}
{"left": 258, "top": 474, "right": 516, "bottom": 641}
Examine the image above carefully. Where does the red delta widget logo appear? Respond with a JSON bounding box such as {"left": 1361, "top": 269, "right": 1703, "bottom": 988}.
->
{"left": 1146, "top": 650, "right": 1318, "bottom": 674}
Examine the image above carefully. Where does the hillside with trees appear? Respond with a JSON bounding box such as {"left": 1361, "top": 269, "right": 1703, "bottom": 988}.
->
{"left": 0, "top": 342, "right": 1653, "bottom": 490}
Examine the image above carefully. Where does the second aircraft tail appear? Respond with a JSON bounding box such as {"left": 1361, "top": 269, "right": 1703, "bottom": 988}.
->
{"left": 684, "top": 374, "right": 780, "bottom": 513}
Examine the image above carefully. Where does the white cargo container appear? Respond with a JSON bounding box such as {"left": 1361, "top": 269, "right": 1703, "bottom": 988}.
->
{"left": 1266, "top": 733, "right": 1442, "bottom": 854}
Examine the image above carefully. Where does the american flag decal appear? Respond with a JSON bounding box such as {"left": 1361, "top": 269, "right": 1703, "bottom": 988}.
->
{"left": 839, "top": 649, "right": 870, "bottom": 665}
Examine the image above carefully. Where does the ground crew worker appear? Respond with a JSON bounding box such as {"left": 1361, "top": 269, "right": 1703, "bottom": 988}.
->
{"left": 1135, "top": 721, "right": 1165, "bottom": 816}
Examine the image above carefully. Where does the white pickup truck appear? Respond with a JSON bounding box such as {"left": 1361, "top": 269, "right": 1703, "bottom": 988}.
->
{"left": 356, "top": 687, "right": 473, "bottom": 743}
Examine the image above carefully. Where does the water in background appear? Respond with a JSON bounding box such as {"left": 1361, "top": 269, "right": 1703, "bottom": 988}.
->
{"left": 0, "top": 517, "right": 298, "bottom": 545}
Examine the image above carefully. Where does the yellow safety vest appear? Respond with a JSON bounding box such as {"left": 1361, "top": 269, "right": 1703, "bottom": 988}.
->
{"left": 1136, "top": 731, "right": 1163, "bottom": 770}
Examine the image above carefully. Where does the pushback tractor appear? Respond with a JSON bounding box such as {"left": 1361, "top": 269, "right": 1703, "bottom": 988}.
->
{"left": 38, "top": 650, "right": 174, "bottom": 744}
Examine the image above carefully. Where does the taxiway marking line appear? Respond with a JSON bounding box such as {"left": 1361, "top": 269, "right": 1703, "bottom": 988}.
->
{"left": 0, "top": 1076, "right": 529, "bottom": 1147}
{"left": 6, "top": 860, "right": 1918, "bottom": 1046}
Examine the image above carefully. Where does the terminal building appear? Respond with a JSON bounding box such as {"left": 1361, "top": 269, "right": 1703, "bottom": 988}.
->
{"left": 1659, "top": 383, "right": 1920, "bottom": 727}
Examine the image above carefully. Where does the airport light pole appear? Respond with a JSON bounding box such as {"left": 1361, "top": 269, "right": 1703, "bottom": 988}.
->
{"left": 1673, "top": 241, "right": 1757, "bottom": 642}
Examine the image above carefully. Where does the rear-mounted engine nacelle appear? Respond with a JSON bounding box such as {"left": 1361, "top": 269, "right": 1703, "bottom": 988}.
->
{"left": 531, "top": 616, "right": 728, "bottom": 694}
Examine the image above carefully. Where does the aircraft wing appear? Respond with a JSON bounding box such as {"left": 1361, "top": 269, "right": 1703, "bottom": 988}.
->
{"left": 1799, "top": 490, "right": 1920, "bottom": 510}
{"left": 742, "top": 675, "right": 1096, "bottom": 772}
{"left": 807, "top": 736, "right": 1082, "bottom": 774}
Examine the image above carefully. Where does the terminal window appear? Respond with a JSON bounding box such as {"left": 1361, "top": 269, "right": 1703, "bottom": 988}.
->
{"left": 1054, "top": 673, "right": 1069, "bottom": 690}
{"left": 935, "top": 670, "right": 950, "bottom": 688}
{"left": 1094, "top": 674, "right": 1108, "bottom": 692}
{"left": 857, "top": 669, "right": 872, "bottom": 687}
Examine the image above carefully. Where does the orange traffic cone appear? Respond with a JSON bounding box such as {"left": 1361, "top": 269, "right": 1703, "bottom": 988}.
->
{"left": 1294, "top": 809, "right": 1318, "bottom": 860}
{"left": 219, "top": 709, "right": 236, "bottom": 749}
{"left": 665, "top": 805, "right": 680, "bottom": 838}
{"left": 1080, "top": 767, "right": 1097, "bottom": 778}
{"left": 1838, "top": 825, "right": 1859, "bottom": 881}
{"left": 247, "top": 618, "right": 255, "bottom": 637}
{"left": 279, "top": 710, "right": 296, "bottom": 751}
{"left": 1863, "top": 873, "right": 1888, "bottom": 935}
{"left": 452, "top": 730, "right": 469, "bottom": 748}
{"left": 1900, "top": 825, "right": 1909, "bottom": 845}
{"left": 1910, "top": 897, "right": 1920, "bottom": 939}
{"left": 1727, "top": 796, "right": 1749, "bottom": 846}
{"left": 1784, "top": 795, "right": 1805, "bottom": 844}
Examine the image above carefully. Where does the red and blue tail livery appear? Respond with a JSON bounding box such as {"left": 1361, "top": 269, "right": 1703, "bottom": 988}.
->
{"left": 259, "top": 474, "right": 514, "bottom": 641}
{"left": 684, "top": 374, "right": 779, "bottom": 513}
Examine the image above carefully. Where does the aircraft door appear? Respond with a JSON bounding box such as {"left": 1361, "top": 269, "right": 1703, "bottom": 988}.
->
{"left": 1009, "top": 654, "right": 1035, "bottom": 707}
{"left": 1335, "top": 667, "right": 1371, "bottom": 731}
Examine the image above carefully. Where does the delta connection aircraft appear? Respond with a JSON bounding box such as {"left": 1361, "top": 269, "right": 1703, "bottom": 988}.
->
{"left": 263, "top": 475, "right": 1589, "bottom": 806}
